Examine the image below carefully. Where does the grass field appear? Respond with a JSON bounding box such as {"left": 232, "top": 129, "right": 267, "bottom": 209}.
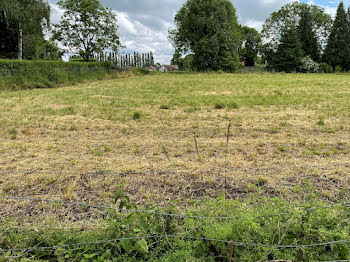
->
{"left": 1, "top": 72, "right": 350, "bottom": 260}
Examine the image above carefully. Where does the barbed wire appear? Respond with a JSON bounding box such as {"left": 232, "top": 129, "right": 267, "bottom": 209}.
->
{"left": 1, "top": 234, "right": 350, "bottom": 254}
{"left": 0, "top": 162, "right": 348, "bottom": 177}
{"left": 1, "top": 196, "right": 350, "bottom": 221}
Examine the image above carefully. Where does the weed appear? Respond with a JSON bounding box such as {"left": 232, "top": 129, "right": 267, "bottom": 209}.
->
{"left": 269, "top": 127, "right": 280, "bottom": 134}
{"left": 160, "top": 104, "right": 170, "bottom": 110}
{"left": 104, "top": 145, "right": 112, "bottom": 152}
{"left": 133, "top": 111, "right": 141, "bottom": 120}
{"left": 214, "top": 103, "right": 224, "bottom": 109}
{"left": 317, "top": 116, "right": 325, "bottom": 126}
{"left": 277, "top": 145, "right": 287, "bottom": 152}
{"left": 9, "top": 128, "right": 17, "bottom": 140}
{"left": 91, "top": 148, "right": 103, "bottom": 156}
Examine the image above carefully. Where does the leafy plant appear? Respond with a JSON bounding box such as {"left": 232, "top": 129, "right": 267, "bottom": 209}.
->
{"left": 133, "top": 112, "right": 141, "bottom": 120}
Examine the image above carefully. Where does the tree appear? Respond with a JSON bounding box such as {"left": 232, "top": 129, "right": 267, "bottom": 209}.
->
{"left": 240, "top": 26, "right": 261, "bottom": 67}
{"left": 52, "top": 0, "right": 121, "bottom": 62}
{"left": 40, "top": 41, "right": 63, "bottom": 60}
{"left": 272, "top": 27, "right": 303, "bottom": 73}
{"left": 0, "top": 0, "right": 50, "bottom": 59}
{"left": 168, "top": 0, "right": 241, "bottom": 72}
{"left": 261, "top": 2, "right": 332, "bottom": 56}
{"left": 323, "top": 2, "right": 350, "bottom": 70}
{"left": 171, "top": 49, "right": 184, "bottom": 69}
{"left": 297, "top": 9, "right": 320, "bottom": 62}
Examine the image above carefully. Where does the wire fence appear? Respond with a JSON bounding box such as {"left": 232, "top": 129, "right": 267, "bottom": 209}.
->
{"left": 1, "top": 233, "right": 350, "bottom": 253}
{"left": 1, "top": 163, "right": 350, "bottom": 259}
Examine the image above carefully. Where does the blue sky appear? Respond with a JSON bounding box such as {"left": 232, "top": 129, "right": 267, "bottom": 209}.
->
{"left": 50, "top": 0, "right": 346, "bottom": 64}
{"left": 308, "top": 0, "right": 341, "bottom": 7}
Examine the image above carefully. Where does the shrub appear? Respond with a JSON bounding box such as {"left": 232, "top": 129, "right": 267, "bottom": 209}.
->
{"left": 134, "top": 67, "right": 150, "bottom": 75}
{"left": 335, "top": 65, "right": 342, "bottom": 73}
{"left": 133, "top": 112, "right": 141, "bottom": 120}
{"left": 319, "top": 62, "right": 332, "bottom": 73}
{"left": 299, "top": 56, "right": 319, "bottom": 73}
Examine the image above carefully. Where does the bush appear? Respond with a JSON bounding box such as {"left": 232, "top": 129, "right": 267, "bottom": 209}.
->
{"left": 299, "top": 56, "right": 319, "bottom": 73}
{"left": 132, "top": 112, "right": 141, "bottom": 120}
{"left": 0, "top": 60, "right": 112, "bottom": 90}
{"left": 335, "top": 65, "right": 343, "bottom": 73}
{"left": 134, "top": 67, "right": 150, "bottom": 75}
{"left": 3, "top": 196, "right": 350, "bottom": 261}
{"left": 319, "top": 62, "right": 332, "bottom": 73}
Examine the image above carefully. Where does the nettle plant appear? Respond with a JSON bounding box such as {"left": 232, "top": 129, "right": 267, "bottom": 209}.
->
{"left": 299, "top": 56, "right": 320, "bottom": 73}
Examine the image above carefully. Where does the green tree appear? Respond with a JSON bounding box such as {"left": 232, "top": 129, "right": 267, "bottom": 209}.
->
{"left": 171, "top": 49, "right": 184, "bottom": 69}
{"left": 272, "top": 27, "right": 303, "bottom": 73}
{"left": 240, "top": 26, "right": 261, "bottom": 67}
{"left": 168, "top": 0, "right": 241, "bottom": 72}
{"left": 297, "top": 9, "right": 320, "bottom": 62}
{"left": 0, "top": 0, "right": 50, "bottom": 59}
{"left": 261, "top": 2, "right": 331, "bottom": 57}
{"left": 40, "top": 41, "right": 64, "bottom": 60}
{"left": 52, "top": 0, "right": 121, "bottom": 62}
{"left": 323, "top": 2, "right": 350, "bottom": 70}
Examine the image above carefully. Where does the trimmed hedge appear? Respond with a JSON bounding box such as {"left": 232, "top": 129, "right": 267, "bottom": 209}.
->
{"left": 0, "top": 60, "right": 113, "bottom": 90}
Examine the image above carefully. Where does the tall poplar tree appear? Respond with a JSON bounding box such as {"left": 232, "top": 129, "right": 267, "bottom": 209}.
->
{"left": 323, "top": 2, "right": 350, "bottom": 70}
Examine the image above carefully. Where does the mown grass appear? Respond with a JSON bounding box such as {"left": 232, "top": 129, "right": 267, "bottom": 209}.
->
{"left": 0, "top": 72, "right": 350, "bottom": 260}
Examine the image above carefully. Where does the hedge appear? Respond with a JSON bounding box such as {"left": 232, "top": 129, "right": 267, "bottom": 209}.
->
{"left": 0, "top": 60, "right": 114, "bottom": 90}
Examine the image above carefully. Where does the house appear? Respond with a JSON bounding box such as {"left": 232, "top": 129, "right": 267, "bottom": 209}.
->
{"left": 159, "top": 65, "right": 178, "bottom": 72}
{"left": 148, "top": 65, "right": 157, "bottom": 71}
{"left": 159, "top": 66, "right": 167, "bottom": 72}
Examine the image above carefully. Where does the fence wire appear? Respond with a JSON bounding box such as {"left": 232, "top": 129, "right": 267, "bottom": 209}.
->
{"left": 1, "top": 163, "right": 350, "bottom": 259}
{"left": 1, "top": 234, "right": 350, "bottom": 254}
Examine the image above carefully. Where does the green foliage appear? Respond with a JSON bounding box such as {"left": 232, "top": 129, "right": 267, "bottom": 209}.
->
{"left": 132, "top": 112, "right": 141, "bottom": 120}
{"left": 52, "top": 0, "right": 121, "bottom": 62}
{"left": 298, "top": 8, "right": 321, "bottom": 62}
{"left": 262, "top": 2, "right": 332, "bottom": 65}
{"left": 323, "top": 2, "right": 350, "bottom": 71}
{"left": 40, "top": 41, "right": 63, "bottom": 60}
{"left": 2, "top": 196, "right": 350, "bottom": 261}
{"left": 272, "top": 27, "right": 303, "bottom": 73}
{"left": 168, "top": 0, "right": 241, "bottom": 72}
{"left": 240, "top": 26, "right": 261, "bottom": 67}
{"left": 0, "top": 0, "right": 51, "bottom": 59}
{"left": 134, "top": 67, "right": 150, "bottom": 75}
{"left": 0, "top": 60, "right": 110, "bottom": 90}
{"left": 319, "top": 62, "right": 332, "bottom": 73}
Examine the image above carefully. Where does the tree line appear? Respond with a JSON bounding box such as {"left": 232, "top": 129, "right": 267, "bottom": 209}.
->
{"left": 170, "top": 0, "right": 350, "bottom": 73}
{"left": 1, "top": 0, "right": 350, "bottom": 73}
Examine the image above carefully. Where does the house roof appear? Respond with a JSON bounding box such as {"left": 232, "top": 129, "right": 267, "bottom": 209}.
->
{"left": 162, "top": 65, "right": 177, "bottom": 71}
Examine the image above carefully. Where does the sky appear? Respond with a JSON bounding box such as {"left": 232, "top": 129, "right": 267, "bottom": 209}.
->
{"left": 49, "top": 0, "right": 348, "bottom": 64}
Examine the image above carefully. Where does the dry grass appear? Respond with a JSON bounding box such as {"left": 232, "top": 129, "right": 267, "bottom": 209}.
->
{"left": 0, "top": 72, "right": 349, "bottom": 222}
